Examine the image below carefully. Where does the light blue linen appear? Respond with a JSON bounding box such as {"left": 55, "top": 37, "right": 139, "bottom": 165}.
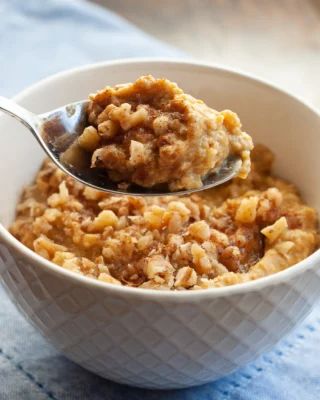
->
{"left": 1, "top": 1, "right": 320, "bottom": 399}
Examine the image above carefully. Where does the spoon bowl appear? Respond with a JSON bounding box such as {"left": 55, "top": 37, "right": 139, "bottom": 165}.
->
{"left": 0, "top": 96, "right": 242, "bottom": 196}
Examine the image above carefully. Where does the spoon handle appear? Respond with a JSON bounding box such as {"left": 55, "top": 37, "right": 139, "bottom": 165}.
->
{"left": 0, "top": 96, "right": 38, "bottom": 136}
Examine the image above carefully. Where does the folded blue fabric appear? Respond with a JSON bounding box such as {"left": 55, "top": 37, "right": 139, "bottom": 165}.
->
{"left": 0, "top": 0, "right": 181, "bottom": 96}
{"left": 1, "top": 1, "right": 320, "bottom": 399}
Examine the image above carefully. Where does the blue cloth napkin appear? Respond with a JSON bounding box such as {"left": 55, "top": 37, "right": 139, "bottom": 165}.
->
{"left": 1, "top": 1, "right": 320, "bottom": 399}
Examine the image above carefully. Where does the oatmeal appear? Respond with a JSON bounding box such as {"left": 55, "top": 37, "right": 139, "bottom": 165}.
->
{"left": 10, "top": 145, "right": 318, "bottom": 289}
{"left": 75, "top": 75, "right": 253, "bottom": 191}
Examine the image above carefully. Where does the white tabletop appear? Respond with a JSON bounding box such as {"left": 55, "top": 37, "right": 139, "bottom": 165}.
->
{"left": 93, "top": 0, "right": 320, "bottom": 108}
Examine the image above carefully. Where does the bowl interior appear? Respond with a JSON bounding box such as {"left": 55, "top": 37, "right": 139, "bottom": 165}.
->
{"left": 1, "top": 60, "right": 320, "bottom": 227}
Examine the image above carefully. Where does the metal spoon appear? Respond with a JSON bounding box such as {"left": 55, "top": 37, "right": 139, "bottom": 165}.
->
{"left": 0, "top": 96, "right": 242, "bottom": 196}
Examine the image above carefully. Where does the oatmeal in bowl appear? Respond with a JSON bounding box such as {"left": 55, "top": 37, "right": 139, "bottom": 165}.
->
{"left": 10, "top": 144, "right": 318, "bottom": 290}
{"left": 72, "top": 75, "right": 253, "bottom": 191}
{"left": 7, "top": 75, "right": 319, "bottom": 291}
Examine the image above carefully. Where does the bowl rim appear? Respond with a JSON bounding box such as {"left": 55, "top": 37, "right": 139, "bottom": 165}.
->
{"left": 1, "top": 57, "right": 320, "bottom": 300}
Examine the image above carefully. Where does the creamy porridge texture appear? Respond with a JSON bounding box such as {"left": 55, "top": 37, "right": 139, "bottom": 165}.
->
{"left": 76, "top": 75, "right": 253, "bottom": 191}
{"left": 10, "top": 145, "right": 318, "bottom": 289}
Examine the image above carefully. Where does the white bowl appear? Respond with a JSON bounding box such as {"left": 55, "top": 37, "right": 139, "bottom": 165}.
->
{"left": 1, "top": 59, "right": 320, "bottom": 389}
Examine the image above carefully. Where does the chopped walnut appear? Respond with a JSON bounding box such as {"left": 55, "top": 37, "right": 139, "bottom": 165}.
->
{"left": 261, "top": 216, "right": 288, "bottom": 243}
{"left": 174, "top": 267, "right": 197, "bottom": 288}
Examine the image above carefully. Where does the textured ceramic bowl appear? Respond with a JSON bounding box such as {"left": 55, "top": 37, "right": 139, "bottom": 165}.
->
{"left": 1, "top": 59, "right": 320, "bottom": 390}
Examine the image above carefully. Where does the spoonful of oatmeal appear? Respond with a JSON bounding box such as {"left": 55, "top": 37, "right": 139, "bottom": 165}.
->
{"left": 0, "top": 75, "right": 252, "bottom": 196}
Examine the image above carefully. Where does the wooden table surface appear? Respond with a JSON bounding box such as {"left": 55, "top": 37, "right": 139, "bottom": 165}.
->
{"left": 92, "top": 0, "right": 320, "bottom": 108}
